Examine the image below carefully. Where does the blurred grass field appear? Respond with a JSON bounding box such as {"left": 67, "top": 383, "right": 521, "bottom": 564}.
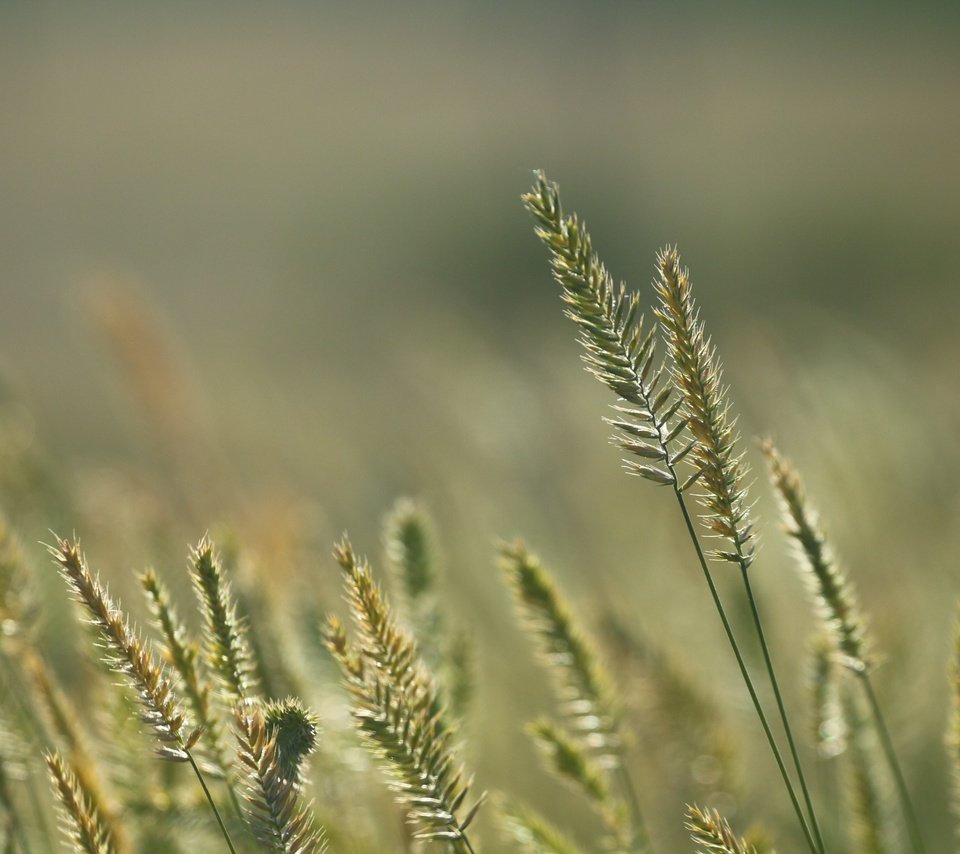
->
{"left": 1, "top": 2, "right": 959, "bottom": 849}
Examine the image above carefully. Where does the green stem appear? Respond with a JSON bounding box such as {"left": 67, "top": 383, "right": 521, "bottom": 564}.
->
{"left": 858, "top": 671, "right": 925, "bottom": 854}
{"left": 186, "top": 751, "right": 237, "bottom": 854}
{"left": 670, "top": 487, "right": 817, "bottom": 854}
{"left": 615, "top": 757, "right": 652, "bottom": 853}
{"left": 740, "top": 567, "right": 825, "bottom": 853}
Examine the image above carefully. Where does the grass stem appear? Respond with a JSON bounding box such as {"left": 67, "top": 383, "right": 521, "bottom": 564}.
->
{"left": 615, "top": 757, "right": 652, "bottom": 852}
{"left": 670, "top": 487, "right": 817, "bottom": 854}
{"left": 186, "top": 751, "right": 237, "bottom": 854}
{"left": 858, "top": 671, "right": 925, "bottom": 854}
{"left": 740, "top": 567, "right": 825, "bottom": 853}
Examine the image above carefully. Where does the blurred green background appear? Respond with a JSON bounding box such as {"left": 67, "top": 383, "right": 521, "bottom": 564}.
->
{"left": 1, "top": 1, "right": 959, "bottom": 849}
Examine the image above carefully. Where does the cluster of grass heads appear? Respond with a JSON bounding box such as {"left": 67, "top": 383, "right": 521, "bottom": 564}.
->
{"left": 0, "top": 171, "right": 953, "bottom": 852}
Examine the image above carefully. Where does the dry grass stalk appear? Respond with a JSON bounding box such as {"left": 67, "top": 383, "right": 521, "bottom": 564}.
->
{"left": 49, "top": 536, "right": 199, "bottom": 763}
{"left": 500, "top": 541, "right": 621, "bottom": 758}
{"left": 190, "top": 536, "right": 258, "bottom": 704}
{"left": 763, "top": 441, "right": 870, "bottom": 672}
{"left": 233, "top": 703, "right": 325, "bottom": 853}
{"left": 685, "top": 805, "right": 755, "bottom": 854}
{"left": 522, "top": 171, "right": 687, "bottom": 489}
{"left": 45, "top": 750, "right": 115, "bottom": 854}
{"left": 141, "top": 568, "right": 229, "bottom": 776}
{"left": 653, "top": 248, "right": 755, "bottom": 566}
{"left": 326, "top": 537, "right": 482, "bottom": 850}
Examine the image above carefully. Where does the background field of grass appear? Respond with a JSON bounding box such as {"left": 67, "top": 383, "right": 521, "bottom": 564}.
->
{"left": 1, "top": 2, "right": 959, "bottom": 849}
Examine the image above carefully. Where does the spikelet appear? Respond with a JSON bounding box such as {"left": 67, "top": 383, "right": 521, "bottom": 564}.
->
{"left": 49, "top": 536, "right": 199, "bottom": 762}
{"left": 500, "top": 541, "right": 621, "bottom": 759}
{"left": 526, "top": 718, "right": 610, "bottom": 805}
{"left": 523, "top": 171, "right": 687, "bottom": 488}
{"left": 763, "top": 441, "right": 870, "bottom": 672}
{"left": 45, "top": 751, "right": 115, "bottom": 854}
{"left": 24, "top": 650, "right": 127, "bottom": 850}
{"left": 383, "top": 498, "right": 474, "bottom": 719}
{"left": 141, "top": 568, "right": 229, "bottom": 775}
{"left": 653, "top": 248, "right": 755, "bottom": 565}
{"left": 264, "top": 698, "right": 319, "bottom": 783}
{"left": 326, "top": 537, "right": 483, "bottom": 847}
{"left": 384, "top": 497, "right": 437, "bottom": 609}
{"left": 500, "top": 801, "right": 586, "bottom": 854}
{"left": 233, "top": 703, "right": 325, "bottom": 853}
{"left": 190, "top": 536, "right": 257, "bottom": 704}
{"left": 685, "top": 804, "right": 756, "bottom": 854}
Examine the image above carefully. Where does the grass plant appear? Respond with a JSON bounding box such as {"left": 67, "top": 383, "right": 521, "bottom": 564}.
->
{"left": 0, "top": 169, "right": 948, "bottom": 853}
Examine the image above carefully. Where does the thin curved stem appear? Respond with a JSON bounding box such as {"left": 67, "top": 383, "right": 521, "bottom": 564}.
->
{"left": 740, "top": 567, "right": 825, "bottom": 853}
{"left": 186, "top": 751, "right": 237, "bottom": 854}
{"left": 460, "top": 832, "right": 477, "bottom": 854}
{"left": 858, "top": 671, "right": 925, "bottom": 854}
{"left": 670, "top": 487, "right": 817, "bottom": 854}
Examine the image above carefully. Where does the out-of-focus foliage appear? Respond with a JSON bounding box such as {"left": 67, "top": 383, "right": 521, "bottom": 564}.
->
{"left": 0, "top": 2, "right": 958, "bottom": 851}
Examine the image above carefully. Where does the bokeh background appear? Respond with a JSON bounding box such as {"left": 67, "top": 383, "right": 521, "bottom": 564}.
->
{"left": 1, "top": 1, "right": 959, "bottom": 850}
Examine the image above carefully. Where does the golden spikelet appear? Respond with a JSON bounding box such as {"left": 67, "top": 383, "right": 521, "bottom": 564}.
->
{"left": 45, "top": 750, "right": 115, "bottom": 854}
{"left": 326, "top": 537, "right": 482, "bottom": 849}
{"left": 49, "top": 536, "right": 199, "bottom": 762}
{"left": 233, "top": 703, "right": 325, "bottom": 853}
{"left": 654, "top": 248, "right": 755, "bottom": 566}
{"left": 685, "top": 804, "right": 756, "bottom": 854}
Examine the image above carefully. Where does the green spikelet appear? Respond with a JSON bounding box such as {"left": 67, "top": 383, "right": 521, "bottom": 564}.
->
{"left": 763, "top": 441, "right": 870, "bottom": 671}
{"left": 526, "top": 718, "right": 610, "bottom": 806}
{"left": 685, "top": 804, "right": 756, "bottom": 854}
{"left": 383, "top": 498, "right": 474, "bottom": 720}
{"left": 233, "top": 703, "right": 325, "bottom": 853}
{"left": 384, "top": 498, "right": 437, "bottom": 608}
{"left": 653, "top": 248, "right": 755, "bottom": 565}
{"left": 49, "top": 536, "right": 199, "bottom": 762}
{"left": 190, "top": 536, "right": 257, "bottom": 704}
{"left": 45, "top": 751, "right": 115, "bottom": 854}
{"left": 500, "top": 541, "right": 621, "bottom": 758}
{"left": 523, "top": 171, "right": 687, "bottom": 488}
{"left": 141, "top": 568, "right": 230, "bottom": 776}
{"left": 500, "top": 802, "right": 586, "bottom": 854}
{"left": 264, "top": 698, "right": 319, "bottom": 783}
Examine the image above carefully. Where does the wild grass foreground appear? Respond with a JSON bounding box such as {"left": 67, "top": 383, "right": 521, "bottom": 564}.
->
{"left": 0, "top": 173, "right": 953, "bottom": 852}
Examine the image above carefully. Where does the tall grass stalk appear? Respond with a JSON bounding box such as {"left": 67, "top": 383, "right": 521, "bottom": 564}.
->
{"left": 48, "top": 536, "right": 238, "bottom": 854}
{"left": 523, "top": 171, "right": 819, "bottom": 853}
{"left": 654, "top": 247, "right": 824, "bottom": 853}
{"left": 764, "top": 441, "right": 924, "bottom": 854}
